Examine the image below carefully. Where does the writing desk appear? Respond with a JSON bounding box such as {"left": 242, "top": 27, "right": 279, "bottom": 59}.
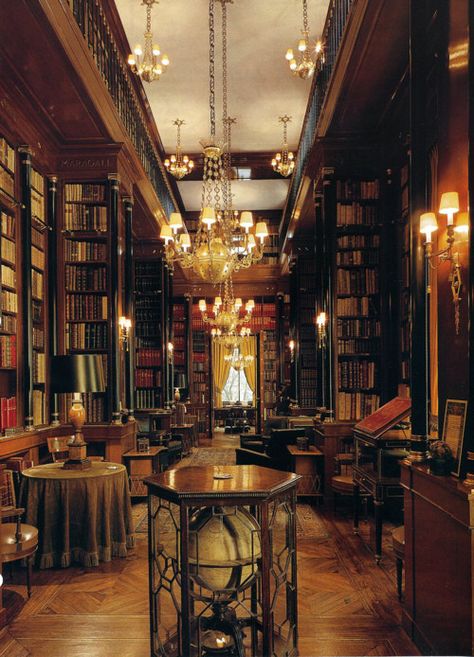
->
{"left": 21, "top": 462, "right": 135, "bottom": 569}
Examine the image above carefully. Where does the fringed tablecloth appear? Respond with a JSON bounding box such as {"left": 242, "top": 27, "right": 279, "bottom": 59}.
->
{"left": 20, "top": 462, "right": 135, "bottom": 569}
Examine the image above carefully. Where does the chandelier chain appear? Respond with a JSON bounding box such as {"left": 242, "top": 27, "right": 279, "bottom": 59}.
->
{"left": 302, "top": 0, "right": 309, "bottom": 35}
{"left": 209, "top": 0, "right": 216, "bottom": 137}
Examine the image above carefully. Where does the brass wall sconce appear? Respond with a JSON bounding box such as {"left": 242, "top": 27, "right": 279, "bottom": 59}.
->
{"left": 289, "top": 339, "right": 295, "bottom": 363}
{"left": 316, "top": 311, "right": 327, "bottom": 349}
{"left": 420, "top": 192, "right": 469, "bottom": 334}
{"left": 167, "top": 341, "right": 174, "bottom": 365}
{"left": 118, "top": 316, "right": 132, "bottom": 350}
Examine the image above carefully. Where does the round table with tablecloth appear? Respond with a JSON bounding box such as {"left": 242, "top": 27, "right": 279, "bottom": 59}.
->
{"left": 20, "top": 461, "right": 135, "bottom": 569}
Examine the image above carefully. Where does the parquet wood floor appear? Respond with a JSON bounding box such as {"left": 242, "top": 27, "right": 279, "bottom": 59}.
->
{"left": 0, "top": 431, "right": 419, "bottom": 657}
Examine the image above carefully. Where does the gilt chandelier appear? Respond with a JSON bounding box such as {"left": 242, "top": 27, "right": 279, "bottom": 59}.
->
{"left": 159, "top": 0, "right": 268, "bottom": 284}
{"left": 285, "top": 0, "right": 323, "bottom": 79}
{"left": 199, "top": 278, "right": 254, "bottom": 336}
{"left": 128, "top": 0, "right": 170, "bottom": 83}
{"left": 224, "top": 349, "right": 254, "bottom": 370}
{"left": 164, "top": 120, "right": 194, "bottom": 179}
{"left": 272, "top": 116, "right": 295, "bottom": 178}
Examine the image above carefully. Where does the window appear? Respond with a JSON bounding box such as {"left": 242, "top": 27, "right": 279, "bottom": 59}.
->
{"left": 222, "top": 367, "right": 253, "bottom": 404}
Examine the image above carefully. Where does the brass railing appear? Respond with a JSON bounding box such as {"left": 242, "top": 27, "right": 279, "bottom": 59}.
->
{"left": 68, "top": 0, "right": 177, "bottom": 217}
{"left": 280, "top": 0, "right": 354, "bottom": 239}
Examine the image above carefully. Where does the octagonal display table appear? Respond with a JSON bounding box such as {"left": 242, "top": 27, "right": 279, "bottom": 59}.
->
{"left": 145, "top": 464, "right": 300, "bottom": 657}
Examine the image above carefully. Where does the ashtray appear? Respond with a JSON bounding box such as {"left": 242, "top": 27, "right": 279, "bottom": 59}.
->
{"left": 106, "top": 465, "right": 119, "bottom": 470}
{"left": 213, "top": 472, "right": 233, "bottom": 480}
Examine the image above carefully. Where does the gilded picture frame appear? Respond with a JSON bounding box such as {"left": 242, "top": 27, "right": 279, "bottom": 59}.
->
{"left": 442, "top": 399, "right": 468, "bottom": 477}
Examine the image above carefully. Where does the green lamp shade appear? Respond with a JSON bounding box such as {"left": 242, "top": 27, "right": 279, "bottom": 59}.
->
{"left": 50, "top": 355, "right": 106, "bottom": 394}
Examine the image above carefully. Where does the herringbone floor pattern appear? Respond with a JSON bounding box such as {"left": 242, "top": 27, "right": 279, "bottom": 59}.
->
{"left": 0, "top": 432, "right": 418, "bottom": 657}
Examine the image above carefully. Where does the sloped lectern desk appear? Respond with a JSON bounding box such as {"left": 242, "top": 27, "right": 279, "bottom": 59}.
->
{"left": 352, "top": 397, "right": 412, "bottom": 563}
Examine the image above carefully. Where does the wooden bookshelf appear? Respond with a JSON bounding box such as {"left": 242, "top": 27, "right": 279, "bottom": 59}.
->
{"left": 172, "top": 296, "right": 188, "bottom": 391}
{"left": 334, "top": 178, "right": 381, "bottom": 421}
{"left": 0, "top": 136, "right": 18, "bottom": 432}
{"left": 190, "top": 300, "right": 211, "bottom": 437}
{"left": 296, "top": 256, "right": 318, "bottom": 409}
{"left": 248, "top": 297, "right": 277, "bottom": 409}
{"left": 61, "top": 181, "right": 109, "bottom": 422}
{"left": 31, "top": 166, "right": 48, "bottom": 427}
{"left": 134, "top": 258, "right": 164, "bottom": 410}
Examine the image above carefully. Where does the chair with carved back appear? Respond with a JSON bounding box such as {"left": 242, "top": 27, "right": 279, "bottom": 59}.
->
{"left": 47, "top": 436, "right": 104, "bottom": 463}
{"left": 330, "top": 436, "right": 369, "bottom": 515}
{"left": 0, "top": 464, "right": 38, "bottom": 598}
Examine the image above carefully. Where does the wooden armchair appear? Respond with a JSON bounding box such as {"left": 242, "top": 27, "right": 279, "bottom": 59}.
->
{"left": 0, "top": 466, "right": 38, "bottom": 598}
{"left": 47, "top": 436, "right": 104, "bottom": 463}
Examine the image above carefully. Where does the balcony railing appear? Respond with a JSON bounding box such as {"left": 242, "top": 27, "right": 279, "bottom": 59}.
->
{"left": 281, "top": 0, "right": 354, "bottom": 239}
{"left": 69, "top": 0, "right": 176, "bottom": 218}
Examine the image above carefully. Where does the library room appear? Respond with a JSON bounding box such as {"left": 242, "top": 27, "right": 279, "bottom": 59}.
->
{"left": 0, "top": 0, "right": 472, "bottom": 656}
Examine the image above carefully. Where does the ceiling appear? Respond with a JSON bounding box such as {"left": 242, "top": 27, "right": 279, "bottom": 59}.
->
{"left": 114, "top": 0, "right": 330, "bottom": 213}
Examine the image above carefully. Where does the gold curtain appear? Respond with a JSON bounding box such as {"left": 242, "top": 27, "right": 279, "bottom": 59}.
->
{"left": 212, "top": 340, "right": 232, "bottom": 408}
{"left": 241, "top": 335, "right": 257, "bottom": 400}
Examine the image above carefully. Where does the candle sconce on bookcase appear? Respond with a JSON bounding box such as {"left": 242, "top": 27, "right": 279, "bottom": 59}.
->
{"left": 316, "top": 311, "right": 327, "bottom": 349}
{"left": 118, "top": 316, "right": 132, "bottom": 351}
{"left": 420, "top": 192, "right": 469, "bottom": 335}
{"left": 167, "top": 341, "right": 174, "bottom": 365}
{"left": 289, "top": 339, "right": 295, "bottom": 364}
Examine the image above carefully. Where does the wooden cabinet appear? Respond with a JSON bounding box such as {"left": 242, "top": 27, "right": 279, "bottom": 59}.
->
{"left": 123, "top": 446, "right": 166, "bottom": 497}
{"left": 287, "top": 445, "right": 324, "bottom": 500}
{"left": 401, "top": 463, "right": 474, "bottom": 656}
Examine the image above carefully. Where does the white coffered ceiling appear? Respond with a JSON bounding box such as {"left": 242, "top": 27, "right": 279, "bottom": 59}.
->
{"left": 115, "top": 0, "right": 330, "bottom": 212}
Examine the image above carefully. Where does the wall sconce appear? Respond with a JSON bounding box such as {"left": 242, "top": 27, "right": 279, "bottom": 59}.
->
{"left": 316, "top": 311, "right": 327, "bottom": 349}
{"left": 118, "top": 316, "right": 132, "bottom": 350}
{"left": 420, "top": 192, "right": 469, "bottom": 334}
{"left": 289, "top": 339, "right": 295, "bottom": 363}
{"left": 167, "top": 341, "right": 174, "bottom": 364}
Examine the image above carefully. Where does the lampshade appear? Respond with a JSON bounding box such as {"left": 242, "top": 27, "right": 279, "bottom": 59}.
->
{"left": 214, "top": 296, "right": 222, "bottom": 307}
{"left": 50, "top": 355, "right": 106, "bottom": 394}
{"left": 239, "top": 211, "right": 254, "bottom": 230}
{"left": 160, "top": 224, "right": 173, "bottom": 243}
{"left": 201, "top": 206, "right": 216, "bottom": 227}
{"left": 174, "top": 372, "right": 187, "bottom": 390}
{"left": 439, "top": 191, "right": 460, "bottom": 216}
{"left": 179, "top": 233, "right": 191, "bottom": 250}
{"left": 198, "top": 299, "right": 207, "bottom": 312}
{"left": 169, "top": 212, "right": 183, "bottom": 231}
{"left": 255, "top": 221, "right": 268, "bottom": 240}
{"left": 420, "top": 212, "right": 438, "bottom": 234}
{"left": 455, "top": 211, "right": 469, "bottom": 234}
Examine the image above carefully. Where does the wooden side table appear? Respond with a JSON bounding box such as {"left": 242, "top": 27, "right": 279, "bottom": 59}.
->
{"left": 123, "top": 447, "right": 167, "bottom": 498}
{"left": 170, "top": 423, "right": 195, "bottom": 456}
{"left": 287, "top": 445, "right": 324, "bottom": 501}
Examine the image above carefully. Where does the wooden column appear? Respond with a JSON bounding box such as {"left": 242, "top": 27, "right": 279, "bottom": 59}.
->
{"left": 321, "top": 168, "right": 336, "bottom": 415}
{"left": 47, "top": 176, "right": 59, "bottom": 425}
{"left": 408, "top": 0, "right": 429, "bottom": 456}
{"left": 289, "top": 261, "right": 299, "bottom": 403}
{"left": 19, "top": 146, "right": 33, "bottom": 430}
{"left": 184, "top": 293, "right": 192, "bottom": 395}
{"left": 162, "top": 261, "right": 171, "bottom": 408}
{"left": 123, "top": 196, "right": 135, "bottom": 420}
{"left": 108, "top": 174, "right": 121, "bottom": 424}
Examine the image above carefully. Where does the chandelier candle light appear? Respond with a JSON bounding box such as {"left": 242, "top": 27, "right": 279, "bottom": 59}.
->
{"left": 164, "top": 120, "right": 194, "bottom": 179}
{"left": 272, "top": 115, "right": 295, "bottom": 178}
{"left": 285, "top": 0, "right": 323, "bottom": 79}
{"left": 199, "top": 279, "right": 254, "bottom": 335}
{"left": 128, "top": 0, "right": 169, "bottom": 83}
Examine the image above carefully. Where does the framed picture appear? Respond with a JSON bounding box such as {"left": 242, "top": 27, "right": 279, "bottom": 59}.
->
{"left": 442, "top": 399, "right": 468, "bottom": 477}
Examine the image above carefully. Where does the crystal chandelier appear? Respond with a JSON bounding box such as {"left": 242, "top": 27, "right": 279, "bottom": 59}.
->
{"left": 159, "top": 0, "right": 268, "bottom": 284}
{"left": 164, "top": 120, "right": 194, "bottom": 179}
{"left": 127, "top": 0, "right": 170, "bottom": 83}
{"left": 272, "top": 116, "right": 295, "bottom": 178}
{"left": 198, "top": 278, "right": 254, "bottom": 335}
{"left": 285, "top": 0, "right": 323, "bottom": 79}
{"left": 224, "top": 349, "right": 254, "bottom": 370}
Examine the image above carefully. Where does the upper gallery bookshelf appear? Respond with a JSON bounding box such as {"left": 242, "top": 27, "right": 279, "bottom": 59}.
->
{"left": 334, "top": 178, "right": 381, "bottom": 421}
{"left": 172, "top": 296, "right": 189, "bottom": 393}
{"left": 190, "top": 300, "right": 210, "bottom": 436}
{"left": 0, "top": 136, "right": 17, "bottom": 432}
{"left": 61, "top": 181, "right": 109, "bottom": 422}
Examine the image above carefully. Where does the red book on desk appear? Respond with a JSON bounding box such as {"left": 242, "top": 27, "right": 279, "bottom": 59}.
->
{"left": 354, "top": 396, "right": 411, "bottom": 439}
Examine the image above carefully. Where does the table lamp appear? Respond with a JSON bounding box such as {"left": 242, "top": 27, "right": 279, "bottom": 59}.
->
{"left": 50, "top": 354, "right": 106, "bottom": 470}
{"left": 173, "top": 372, "right": 187, "bottom": 403}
